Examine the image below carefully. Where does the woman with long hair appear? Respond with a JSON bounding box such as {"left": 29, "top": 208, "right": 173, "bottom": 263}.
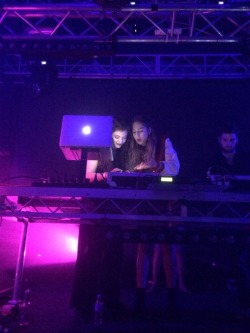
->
{"left": 123, "top": 115, "right": 181, "bottom": 318}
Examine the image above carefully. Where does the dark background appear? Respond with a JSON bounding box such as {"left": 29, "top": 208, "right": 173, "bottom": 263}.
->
{"left": 0, "top": 78, "right": 250, "bottom": 184}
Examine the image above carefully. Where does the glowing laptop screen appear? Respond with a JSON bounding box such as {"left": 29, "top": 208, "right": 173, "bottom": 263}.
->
{"left": 59, "top": 115, "right": 113, "bottom": 160}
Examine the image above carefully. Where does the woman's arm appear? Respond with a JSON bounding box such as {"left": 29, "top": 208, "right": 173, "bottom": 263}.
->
{"left": 86, "top": 159, "right": 105, "bottom": 182}
{"left": 160, "top": 138, "right": 180, "bottom": 176}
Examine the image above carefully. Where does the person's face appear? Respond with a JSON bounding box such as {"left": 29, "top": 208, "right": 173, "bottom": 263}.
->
{"left": 132, "top": 121, "right": 150, "bottom": 146}
{"left": 218, "top": 133, "right": 238, "bottom": 153}
{"left": 112, "top": 130, "right": 128, "bottom": 149}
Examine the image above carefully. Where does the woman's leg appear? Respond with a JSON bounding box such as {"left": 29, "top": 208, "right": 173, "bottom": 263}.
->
{"left": 162, "top": 244, "right": 178, "bottom": 318}
{"left": 147, "top": 244, "right": 162, "bottom": 292}
{"left": 162, "top": 244, "right": 176, "bottom": 289}
{"left": 175, "top": 245, "right": 188, "bottom": 292}
{"left": 135, "top": 243, "right": 150, "bottom": 314}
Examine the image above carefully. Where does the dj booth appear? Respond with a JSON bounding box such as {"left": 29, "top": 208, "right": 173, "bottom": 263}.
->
{"left": 1, "top": 175, "right": 250, "bottom": 302}
{"left": 1, "top": 175, "right": 250, "bottom": 224}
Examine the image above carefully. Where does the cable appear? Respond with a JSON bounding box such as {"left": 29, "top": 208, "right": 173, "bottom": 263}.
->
{"left": 0, "top": 175, "right": 47, "bottom": 185}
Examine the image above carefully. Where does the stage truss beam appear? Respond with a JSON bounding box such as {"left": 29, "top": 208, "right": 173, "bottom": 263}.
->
{"left": 0, "top": 2, "right": 249, "bottom": 79}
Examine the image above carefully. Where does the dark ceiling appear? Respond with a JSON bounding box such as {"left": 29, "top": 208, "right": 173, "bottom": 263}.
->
{"left": 0, "top": 0, "right": 249, "bottom": 80}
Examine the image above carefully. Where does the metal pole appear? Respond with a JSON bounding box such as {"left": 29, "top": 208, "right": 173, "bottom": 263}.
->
{"left": 11, "top": 218, "right": 29, "bottom": 302}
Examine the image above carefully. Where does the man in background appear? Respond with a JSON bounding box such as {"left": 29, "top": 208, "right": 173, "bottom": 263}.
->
{"left": 207, "top": 123, "right": 250, "bottom": 320}
{"left": 207, "top": 123, "right": 250, "bottom": 176}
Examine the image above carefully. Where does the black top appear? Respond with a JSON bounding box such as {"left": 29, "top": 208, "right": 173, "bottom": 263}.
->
{"left": 96, "top": 146, "right": 125, "bottom": 174}
{"left": 207, "top": 150, "right": 250, "bottom": 175}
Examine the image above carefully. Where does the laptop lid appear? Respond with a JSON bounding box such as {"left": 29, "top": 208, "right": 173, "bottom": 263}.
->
{"left": 59, "top": 115, "right": 113, "bottom": 160}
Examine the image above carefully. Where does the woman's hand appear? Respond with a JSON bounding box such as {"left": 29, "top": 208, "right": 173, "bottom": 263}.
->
{"left": 134, "top": 162, "right": 148, "bottom": 170}
{"left": 134, "top": 160, "right": 158, "bottom": 171}
{"left": 134, "top": 160, "right": 164, "bottom": 173}
{"left": 110, "top": 168, "right": 123, "bottom": 172}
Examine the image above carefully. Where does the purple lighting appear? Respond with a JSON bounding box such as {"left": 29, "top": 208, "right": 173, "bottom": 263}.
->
{"left": 25, "top": 224, "right": 79, "bottom": 266}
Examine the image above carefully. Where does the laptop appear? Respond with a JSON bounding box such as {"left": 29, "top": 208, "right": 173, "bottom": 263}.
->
{"left": 59, "top": 115, "right": 113, "bottom": 160}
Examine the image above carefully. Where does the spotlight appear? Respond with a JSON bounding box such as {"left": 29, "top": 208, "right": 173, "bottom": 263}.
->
{"left": 29, "top": 60, "right": 58, "bottom": 96}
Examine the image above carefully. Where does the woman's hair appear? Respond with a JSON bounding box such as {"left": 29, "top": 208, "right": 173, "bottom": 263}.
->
{"left": 125, "top": 115, "right": 157, "bottom": 171}
{"left": 112, "top": 118, "right": 129, "bottom": 134}
{"left": 96, "top": 117, "right": 128, "bottom": 173}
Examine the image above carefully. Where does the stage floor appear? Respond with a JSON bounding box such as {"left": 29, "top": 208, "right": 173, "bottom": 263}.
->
{"left": 1, "top": 259, "right": 250, "bottom": 333}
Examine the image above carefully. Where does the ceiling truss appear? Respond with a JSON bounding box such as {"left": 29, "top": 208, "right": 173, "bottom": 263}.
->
{"left": 0, "top": 1, "right": 250, "bottom": 80}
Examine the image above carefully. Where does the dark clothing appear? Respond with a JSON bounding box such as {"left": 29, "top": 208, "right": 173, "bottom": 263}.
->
{"left": 96, "top": 146, "right": 125, "bottom": 174}
{"left": 112, "top": 146, "right": 126, "bottom": 171}
{"left": 70, "top": 225, "right": 123, "bottom": 318}
{"left": 71, "top": 148, "right": 124, "bottom": 319}
{"left": 207, "top": 149, "right": 250, "bottom": 312}
{"left": 207, "top": 150, "right": 250, "bottom": 175}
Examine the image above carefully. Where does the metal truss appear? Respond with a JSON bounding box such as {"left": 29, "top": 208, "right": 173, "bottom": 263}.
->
{"left": 3, "top": 182, "right": 250, "bottom": 302}
{"left": 1, "top": 185, "right": 250, "bottom": 225}
{"left": 0, "top": 1, "right": 250, "bottom": 79}
{"left": 1, "top": 52, "right": 249, "bottom": 80}
{"left": 1, "top": 184, "right": 250, "bottom": 248}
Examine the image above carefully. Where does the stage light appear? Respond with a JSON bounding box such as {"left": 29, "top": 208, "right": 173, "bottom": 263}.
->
{"left": 134, "top": 23, "right": 138, "bottom": 34}
{"left": 23, "top": 224, "right": 79, "bottom": 266}
{"left": 29, "top": 60, "right": 58, "bottom": 96}
{"left": 67, "top": 237, "right": 78, "bottom": 253}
